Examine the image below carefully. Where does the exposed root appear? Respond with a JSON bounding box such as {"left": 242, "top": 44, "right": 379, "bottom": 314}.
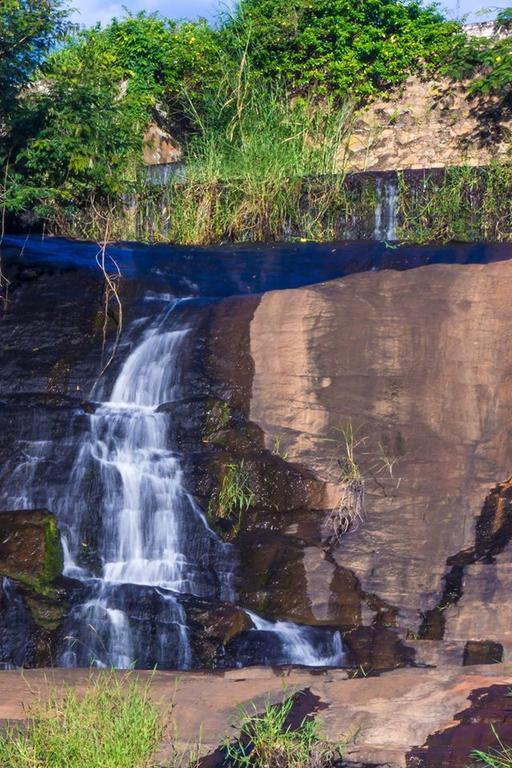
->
{"left": 0, "top": 158, "right": 11, "bottom": 311}
{"left": 327, "top": 476, "right": 365, "bottom": 543}
{"left": 92, "top": 214, "right": 123, "bottom": 390}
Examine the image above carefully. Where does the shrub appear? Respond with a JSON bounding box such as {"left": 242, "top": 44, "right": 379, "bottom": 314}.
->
{"left": 222, "top": 0, "right": 463, "bottom": 99}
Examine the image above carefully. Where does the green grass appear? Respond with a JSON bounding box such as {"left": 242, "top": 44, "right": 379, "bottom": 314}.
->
{"left": 396, "top": 163, "right": 512, "bottom": 243}
{"left": 50, "top": 67, "right": 361, "bottom": 245}
{"left": 159, "top": 77, "right": 353, "bottom": 245}
{"left": 212, "top": 460, "right": 255, "bottom": 529}
{"left": 224, "top": 695, "right": 343, "bottom": 768}
{"left": 0, "top": 673, "right": 163, "bottom": 768}
{"left": 472, "top": 750, "right": 512, "bottom": 767}
{"left": 472, "top": 721, "right": 512, "bottom": 767}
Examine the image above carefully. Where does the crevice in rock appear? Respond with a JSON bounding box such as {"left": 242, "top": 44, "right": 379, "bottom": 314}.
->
{"left": 420, "top": 476, "right": 512, "bottom": 640}
{"left": 406, "top": 684, "right": 512, "bottom": 768}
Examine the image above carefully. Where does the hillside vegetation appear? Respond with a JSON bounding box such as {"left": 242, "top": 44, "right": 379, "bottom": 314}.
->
{"left": 1, "top": 0, "right": 512, "bottom": 242}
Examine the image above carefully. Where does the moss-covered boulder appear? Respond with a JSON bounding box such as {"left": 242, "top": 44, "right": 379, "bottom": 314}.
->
{"left": 0, "top": 509, "right": 63, "bottom": 595}
{"left": 0, "top": 509, "right": 68, "bottom": 665}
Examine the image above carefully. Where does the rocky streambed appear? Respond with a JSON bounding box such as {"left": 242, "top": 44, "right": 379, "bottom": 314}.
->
{"left": 2, "top": 236, "right": 512, "bottom": 765}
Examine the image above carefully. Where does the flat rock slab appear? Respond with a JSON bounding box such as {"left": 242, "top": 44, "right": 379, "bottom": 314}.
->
{"left": 1, "top": 665, "right": 512, "bottom": 767}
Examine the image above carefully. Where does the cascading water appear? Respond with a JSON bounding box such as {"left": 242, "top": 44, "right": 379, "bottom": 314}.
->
{"left": 374, "top": 177, "right": 398, "bottom": 242}
{"left": 244, "top": 612, "right": 344, "bottom": 667}
{"left": 1, "top": 291, "right": 345, "bottom": 669}
{"left": 56, "top": 298, "right": 236, "bottom": 668}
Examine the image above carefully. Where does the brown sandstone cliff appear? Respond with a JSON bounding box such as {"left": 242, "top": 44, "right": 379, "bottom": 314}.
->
{"left": 211, "top": 261, "right": 512, "bottom": 661}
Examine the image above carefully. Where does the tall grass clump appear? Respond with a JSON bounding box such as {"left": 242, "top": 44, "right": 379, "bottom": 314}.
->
{"left": 52, "top": 67, "right": 359, "bottom": 245}
{"left": 156, "top": 55, "right": 355, "bottom": 245}
{"left": 471, "top": 720, "right": 512, "bottom": 767}
{"left": 224, "top": 695, "right": 343, "bottom": 768}
{"left": 0, "top": 673, "right": 163, "bottom": 768}
{"left": 326, "top": 424, "right": 365, "bottom": 543}
{"left": 209, "top": 460, "right": 255, "bottom": 539}
{"left": 397, "top": 163, "right": 512, "bottom": 243}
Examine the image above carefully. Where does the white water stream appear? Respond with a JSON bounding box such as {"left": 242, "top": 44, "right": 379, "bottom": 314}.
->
{"left": 2, "top": 295, "right": 345, "bottom": 669}
{"left": 374, "top": 177, "right": 398, "bottom": 241}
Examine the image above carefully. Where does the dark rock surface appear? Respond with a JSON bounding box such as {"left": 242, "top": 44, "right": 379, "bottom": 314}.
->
{"left": 3, "top": 244, "right": 512, "bottom": 692}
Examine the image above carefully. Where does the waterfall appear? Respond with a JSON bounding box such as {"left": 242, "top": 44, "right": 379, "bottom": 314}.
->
{"left": 374, "top": 176, "right": 398, "bottom": 241}
{"left": 55, "top": 298, "right": 234, "bottom": 668}
{"left": 246, "top": 612, "right": 345, "bottom": 667}
{"left": 1, "top": 293, "right": 346, "bottom": 669}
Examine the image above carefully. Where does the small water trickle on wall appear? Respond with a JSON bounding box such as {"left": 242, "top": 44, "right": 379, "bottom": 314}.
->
{"left": 373, "top": 176, "right": 398, "bottom": 242}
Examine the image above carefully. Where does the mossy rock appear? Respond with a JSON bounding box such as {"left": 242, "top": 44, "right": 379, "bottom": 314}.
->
{"left": 22, "top": 588, "right": 68, "bottom": 632}
{"left": 204, "top": 398, "right": 232, "bottom": 437}
{"left": 0, "top": 509, "right": 64, "bottom": 596}
{"left": 202, "top": 398, "right": 263, "bottom": 452}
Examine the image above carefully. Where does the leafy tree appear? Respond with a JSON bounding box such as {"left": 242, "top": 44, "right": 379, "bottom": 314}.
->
{"left": 0, "top": 0, "right": 68, "bottom": 130}
{"left": 221, "top": 0, "right": 462, "bottom": 98}
{"left": 446, "top": 7, "right": 512, "bottom": 99}
{"left": 7, "top": 11, "right": 223, "bottom": 217}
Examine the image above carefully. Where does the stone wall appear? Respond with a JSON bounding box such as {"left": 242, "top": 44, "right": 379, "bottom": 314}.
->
{"left": 341, "top": 76, "right": 512, "bottom": 173}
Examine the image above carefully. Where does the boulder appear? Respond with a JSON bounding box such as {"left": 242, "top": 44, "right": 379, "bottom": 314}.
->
{"left": 0, "top": 509, "right": 63, "bottom": 593}
{"left": 0, "top": 509, "right": 67, "bottom": 666}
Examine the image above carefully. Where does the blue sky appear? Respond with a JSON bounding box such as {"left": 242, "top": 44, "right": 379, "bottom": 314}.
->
{"left": 70, "top": 1, "right": 511, "bottom": 27}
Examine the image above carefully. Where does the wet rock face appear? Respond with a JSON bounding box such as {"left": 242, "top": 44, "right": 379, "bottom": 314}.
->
{"left": 4, "top": 247, "right": 512, "bottom": 673}
{"left": 0, "top": 510, "right": 67, "bottom": 666}
{"left": 0, "top": 266, "right": 105, "bottom": 396}
{"left": 186, "top": 600, "right": 253, "bottom": 667}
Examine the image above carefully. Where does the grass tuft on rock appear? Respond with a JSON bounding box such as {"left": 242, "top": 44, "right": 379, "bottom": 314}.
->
{"left": 209, "top": 460, "right": 255, "bottom": 539}
{"left": 224, "top": 695, "right": 343, "bottom": 767}
{"left": 0, "top": 673, "right": 163, "bottom": 768}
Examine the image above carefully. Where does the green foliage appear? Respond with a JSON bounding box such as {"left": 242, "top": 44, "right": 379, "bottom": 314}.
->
{"left": 444, "top": 6, "right": 512, "bottom": 99}
{"left": 222, "top": 0, "right": 462, "bottom": 99}
{"left": 396, "top": 164, "right": 512, "bottom": 242}
{"left": 0, "top": 0, "right": 68, "bottom": 130}
{"left": 2, "top": 0, "right": 503, "bottom": 242}
{"left": 215, "top": 461, "right": 255, "bottom": 520}
{"left": 224, "top": 695, "right": 343, "bottom": 767}
{"left": 4, "top": 11, "right": 224, "bottom": 222}
{"left": 0, "top": 673, "right": 163, "bottom": 768}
